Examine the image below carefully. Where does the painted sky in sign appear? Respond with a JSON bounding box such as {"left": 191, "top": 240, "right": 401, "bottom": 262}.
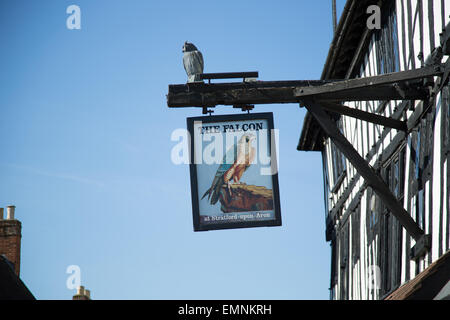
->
{"left": 195, "top": 118, "right": 274, "bottom": 216}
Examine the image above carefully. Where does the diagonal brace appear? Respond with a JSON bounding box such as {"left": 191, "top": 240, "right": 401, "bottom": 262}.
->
{"left": 318, "top": 101, "right": 407, "bottom": 131}
{"left": 302, "top": 98, "right": 425, "bottom": 242}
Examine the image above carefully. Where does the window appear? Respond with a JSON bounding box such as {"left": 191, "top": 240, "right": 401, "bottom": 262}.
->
{"left": 442, "top": 85, "right": 450, "bottom": 151}
{"left": 415, "top": 128, "right": 421, "bottom": 181}
{"left": 330, "top": 119, "right": 347, "bottom": 190}
{"left": 322, "top": 150, "right": 331, "bottom": 215}
{"left": 352, "top": 206, "right": 361, "bottom": 266}
{"left": 382, "top": 212, "right": 392, "bottom": 293}
{"left": 393, "top": 158, "right": 400, "bottom": 197}
{"left": 373, "top": 1, "right": 400, "bottom": 113}
{"left": 323, "top": 149, "right": 335, "bottom": 242}
{"left": 424, "top": 113, "right": 434, "bottom": 176}
{"left": 375, "top": 1, "right": 400, "bottom": 74}
{"left": 412, "top": 117, "right": 432, "bottom": 190}
{"left": 380, "top": 205, "right": 403, "bottom": 296}
{"left": 331, "top": 141, "right": 346, "bottom": 186}
{"left": 380, "top": 147, "right": 405, "bottom": 295}
{"left": 330, "top": 240, "right": 337, "bottom": 295}
{"left": 339, "top": 223, "right": 349, "bottom": 300}
{"left": 412, "top": 114, "right": 433, "bottom": 232}
{"left": 385, "top": 164, "right": 392, "bottom": 192}
{"left": 367, "top": 190, "right": 380, "bottom": 239}
{"left": 369, "top": 194, "right": 378, "bottom": 229}
{"left": 383, "top": 209, "right": 402, "bottom": 293}
{"left": 417, "top": 189, "right": 425, "bottom": 230}
{"left": 384, "top": 147, "right": 406, "bottom": 199}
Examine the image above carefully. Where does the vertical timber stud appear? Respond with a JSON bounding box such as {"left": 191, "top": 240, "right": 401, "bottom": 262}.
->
{"left": 302, "top": 99, "right": 425, "bottom": 243}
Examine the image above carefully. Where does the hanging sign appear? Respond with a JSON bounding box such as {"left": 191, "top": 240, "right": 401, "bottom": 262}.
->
{"left": 187, "top": 112, "right": 282, "bottom": 231}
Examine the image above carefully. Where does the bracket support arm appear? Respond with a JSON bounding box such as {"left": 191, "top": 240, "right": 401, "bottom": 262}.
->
{"left": 317, "top": 101, "right": 407, "bottom": 131}
{"left": 302, "top": 99, "right": 425, "bottom": 242}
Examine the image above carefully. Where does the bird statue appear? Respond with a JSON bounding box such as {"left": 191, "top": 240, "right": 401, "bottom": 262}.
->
{"left": 182, "top": 41, "right": 204, "bottom": 83}
{"left": 201, "top": 134, "right": 256, "bottom": 205}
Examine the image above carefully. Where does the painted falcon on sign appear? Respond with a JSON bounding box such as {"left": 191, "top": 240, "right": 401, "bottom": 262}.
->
{"left": 201, "top": 134, "right": 256, "bottom": 205}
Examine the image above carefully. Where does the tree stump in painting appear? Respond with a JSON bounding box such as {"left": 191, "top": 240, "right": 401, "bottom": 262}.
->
{"left": 218, "top": 183, "right": 274, "bottom": 213}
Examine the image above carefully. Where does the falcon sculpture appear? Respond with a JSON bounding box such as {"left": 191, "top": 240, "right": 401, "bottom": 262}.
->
{"left": 182, "top": 41, "right": 204, "bottom": 82}
{"left": 201, "top": 134, "right": 256, "bottom": 205}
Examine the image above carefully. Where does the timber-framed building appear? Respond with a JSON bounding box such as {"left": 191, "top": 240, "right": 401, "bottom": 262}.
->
{"left": 298, "top": 0, "right": 450, "bottom": 300}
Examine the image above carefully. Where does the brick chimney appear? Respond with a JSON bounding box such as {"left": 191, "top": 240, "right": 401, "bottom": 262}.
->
{"left": 72, "top": 286, "right": 91, "bottom": 300}
{"left": 0, "top": 205, "right": 22, "bottom": 276}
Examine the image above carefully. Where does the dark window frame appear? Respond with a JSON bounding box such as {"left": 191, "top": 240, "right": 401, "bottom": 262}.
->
{"left": 374, "top": 1, "right": 401, "bottom": 113}
{"left": 380, "top": 145, "right": 406, "bottom": 295}
{"left": 442, "top": 85, "right": 450, "bottom": 153}
{"left": 330, "top": 119, "right": 347, "bottom": 192}
{"left": 339, "top": 222, "right": 350, "bottom": 300}
{"left": 375, "top": 7, "right": 401, "bottom": 75}
{"left": 352, "top": 205, "right": 361, "bottom": 267}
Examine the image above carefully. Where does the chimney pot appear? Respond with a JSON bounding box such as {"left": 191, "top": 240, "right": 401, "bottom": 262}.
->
{"left": 77, "top": 285, "right": 85, "bottom": 295}
{"left": 6, "top": 206, "right": 15, "bottom": 220}
{"left": 0, "top": 208, "right": 3, "bottom": 220}
{"left": 73, "top": 286, "right": 91, "bottom": 300}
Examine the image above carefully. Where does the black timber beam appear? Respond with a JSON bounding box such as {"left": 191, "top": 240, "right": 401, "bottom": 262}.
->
{"left": 167, "top": 64, "right": 445, "bottom": 108}
{"left": 293, "top": 63, "right": 445, "bottom": 98}
{"left": 301, "top": 84, "right": 428, "bottom": 101}
{"left": 167, "top": 80, "right": 336, "bottom": 108}
{"left": 318, "top": 101, "right": 407, "bottom": 131}
{"left": 167, "top": 81, "right": 429, "bottom": 108}
{"left": 301, "top": 99, "right": 425, "bottom": 242}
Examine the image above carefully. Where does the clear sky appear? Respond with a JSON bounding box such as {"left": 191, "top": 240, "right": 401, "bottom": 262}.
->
{"left": 0, "top": 0, "right": 346, "bottom": 299}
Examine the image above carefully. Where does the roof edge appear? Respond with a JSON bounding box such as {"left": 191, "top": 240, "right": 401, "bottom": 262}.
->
{"left": 321, "top": 0, "right": 357, "bottom": 81}
{"left": 298, "top": 0, "right": 357, "bottom": 151}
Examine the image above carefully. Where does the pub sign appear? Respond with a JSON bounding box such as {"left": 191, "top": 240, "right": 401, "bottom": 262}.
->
{"left": 187, "top": 112, "right": 282, "bottom": 231}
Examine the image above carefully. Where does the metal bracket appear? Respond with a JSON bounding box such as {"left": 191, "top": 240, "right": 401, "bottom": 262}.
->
{"left": 410, "top": 234, "right": 432, "bottom": 261}
{"left": 202, "top": 106, "right": 214, "bottom": 116}
{"left": 233, "top": 104, "right": 254, "bottom": 113}
{"left": 200, "top": 72, "right": 259, "bottom": 84}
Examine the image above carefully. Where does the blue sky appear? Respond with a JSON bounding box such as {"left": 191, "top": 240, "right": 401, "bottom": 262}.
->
{"left": 0, "top": 0, "right": 346, "bottom": 299}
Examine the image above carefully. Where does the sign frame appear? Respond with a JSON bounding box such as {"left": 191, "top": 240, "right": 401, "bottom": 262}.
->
{"left": 187, "top": 112, "right": 282, "bottom": 232}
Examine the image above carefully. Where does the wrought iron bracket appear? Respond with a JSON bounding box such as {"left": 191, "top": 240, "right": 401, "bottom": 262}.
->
{"left": 202, "top": 106, "right": 214, "bottom": 116}
{"left": 200, "top": 71, "right": 259, "bottom": 84}
{"left": 233, "top": 104, "right": 254, "bottom": 113}
{"left": 410, "top": 234, "right": 432, "bottom": 261}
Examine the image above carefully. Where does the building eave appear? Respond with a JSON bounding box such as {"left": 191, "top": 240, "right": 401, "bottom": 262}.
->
{"left": 0, "top": 255, "right": 35, "bottom": 300}
{"left": 384, "top": 250, "right": 450, "bottom": 300}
